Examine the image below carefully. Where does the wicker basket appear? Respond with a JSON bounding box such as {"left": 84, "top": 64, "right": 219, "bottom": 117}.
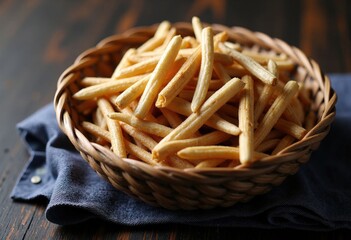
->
{"left": 54, "top": 23, "right": 337, "bottom": 210}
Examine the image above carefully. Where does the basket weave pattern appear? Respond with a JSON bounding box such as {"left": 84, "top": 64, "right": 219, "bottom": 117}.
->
{"left": 54, "top": 23, "right": 337, "bottom": 210}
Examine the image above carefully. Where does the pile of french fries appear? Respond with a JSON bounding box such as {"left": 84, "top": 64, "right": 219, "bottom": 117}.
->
{"left": 73, "top": 17, "right": 315, "bottom": 169}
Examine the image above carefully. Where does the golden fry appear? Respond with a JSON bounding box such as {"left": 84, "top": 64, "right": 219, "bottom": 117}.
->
{"left": 153, "top": 131, "right": 230, "bottom": 160}
{"left": 219, "top": 43, "right": 277, "bottom": 85}
{"left": 156, "top": 46, "right": 201, "bottom": 108}
{"left": 73, "top": 76, "right": 142, "bottom": 100}
{"left": 108, "top": 112, "right": 172, "bottom": 137}
{"left": 165, "top": 97, "right": 241, "bottom": 135}
{"left": 97, "top": 98, "right": 126, "bottom": 157}
{"left": 134, "top": 35, "right": 182, "bottom": 118}
{"left": 254, "top": 81, "right": 299, "bottom": 148}
{"left": 254, "top": 60, "right": 277, "bottom": 125}
{"left": 191, "top": 27, "right": 214, "bottom": 112}
{"left": 192, "top": 16, "right": 203, "bottom": 42}
{"left": 177, "top": 146, "right": 268, "bottom": 160}
{"left": 155, "top": 77, "right": 244, "bottom": 148}
{"left": 238, "top": 75, "right": 254, "bottom": 164}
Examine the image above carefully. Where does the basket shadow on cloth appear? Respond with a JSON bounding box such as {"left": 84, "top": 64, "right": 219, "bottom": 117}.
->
{"left": 54, "top": 23, "right": 337, "bottom": 210}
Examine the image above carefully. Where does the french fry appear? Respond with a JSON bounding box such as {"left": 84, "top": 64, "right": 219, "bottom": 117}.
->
{"left": 213, "top": 62, "right": 231, "bottom": 83}
{"left": 113, "top": 56, "right": 160, "bottom": 79}
{"left": 192, "top": 16, "right": 203, "bottom": 42}
{"left": 238, "top": 75, "right": 254, "bottom": 164}
{"left": 218, "top": 104, "right": 239, "bottom": 118}
{"left": 155, "top": 27, "right": 176, "bottom": 51}
{"left": 254, "top": 81, "right": 299, "bottom": 148}
{"left": 112, "top": 48, "right": 136, "bottom": 78}
{"left": 108, "top": 112, "right": 172, "bottom": 137}
{"left": 136, "top": 21, "right": 170, "bottom": 53}
{"left": 254, "top": 60, "right": 277, "bottom": 125}
{"left": 191, "top": 27, "right": 214, "bottom": 112}
{"left": 195, "top": 159, "right": 228, "bottom": 168}
{"left": 161, "top": 155, "right": 194, "bottom": 169}
{"left": 97, "top": 98, "right": 126, "bottom": 157}
{"left": 116, "top": 56, "right": 185, "bottom": 109}
{"left": 154, "top": 77, "right": 244, "bottom": 150}
{"left": 241, "top": 49, "right": 288, "bottom": 64}
{"left": 159, "top": 108, "right": 183, "bottom": 128}
{"left": 154, "top": 20, "right": 171, "bottom": 38}
{"left": 80, "top": 77, "right": 111, "bottom": 86}
{"left": 156, "top": 46, "right": 201, "bottom": 108}
{"left": 73, "top": 76, "right": 142, "bottom": 100}
{"left": 177, "top": 146, "right": 268, "bottom": 160}
{"left": 134, "top": 35, "right": 182, "bottom": 119}
{"left": 219, "top": 42, "right": 277, "bottom": 85}
{"left": 153, "top": 131, "right": 230, "bottom": 160}
{"left": 256, "top": 138, "right": 281, "bottom": 153}
{"left": 114, "top": 74, "right": 150, "bottom": 109}
{"left": 274, "top": 118, "right": 307, "bottom": 140}
{"left": 82, "top": 121, "right": 111, "bottom": 142}
{"left": 120, "top": 122, "right": 157, "bottom": 150}
{"left": 272, "top": 135, "right": 295, "bottom": 155}
{"left": 165, "top": 97, "right": 241, "bottom": 136}
{"left": 124, "top": 139, "right": 158, "bottom": 166}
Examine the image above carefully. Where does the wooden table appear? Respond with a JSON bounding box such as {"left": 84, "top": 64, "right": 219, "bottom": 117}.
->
{"left": 1, "top": 0, "right": 350, "bottom": 239}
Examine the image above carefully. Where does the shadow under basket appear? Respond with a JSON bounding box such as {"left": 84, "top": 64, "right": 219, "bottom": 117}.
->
{"left": 54, "top": 23, "right": 337, "bottom": 210}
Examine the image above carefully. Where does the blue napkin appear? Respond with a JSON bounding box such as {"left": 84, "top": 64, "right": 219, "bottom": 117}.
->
{"left": 11, "top": 74, "right": 351, "bottom": 230}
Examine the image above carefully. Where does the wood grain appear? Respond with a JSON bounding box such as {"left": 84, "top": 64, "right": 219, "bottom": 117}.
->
{"left": 0, "top": 0, "right": 350, "bottom": 239}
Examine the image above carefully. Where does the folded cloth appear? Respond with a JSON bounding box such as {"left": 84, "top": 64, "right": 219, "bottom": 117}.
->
{"left": 11, "top": 74, "right": 351, "bottom": 230}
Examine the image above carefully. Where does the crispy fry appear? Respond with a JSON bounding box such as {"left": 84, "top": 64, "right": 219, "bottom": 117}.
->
{"left": 82, "top": 121, "right": 111, "bottom": 142}
{"left": 120, "top": 122, "right": 157, "bottom": 150}
{"left": 73, "top": 76, "right": 142, "bottom": 100}
{"left": 112, "top": 48, "right": 136, "bottom": 78}
{"left": 191, "top": 27, "right": 214, "bottom": 112}
{"left": 239, "top": 75, "right": 254, "bottom": 164}
{"left": 155, "top": 77, "right": 244, "bottom": 148}
{"left": 218, "top": 104, "right": 239, "bottom": 118}
{"left": 219, "top": 43, "right": 277, "bottom": 85}
{"left": 97, "top": 98, "right": 126, "bottom": 157}
{"left": 80, "top": 77, "right": 111, "bottom": 86}
{"left": 241, "top": 49, "right": 288, "bottom": 64}
{"left": 124, "top": 139, "right": 158, "bottom": 165}
{"left": 159, "top": 108, "right": 183, "bottom": 128}
{"left": 254, "top": 81, "right": 299, "bottom": 148}
{"left": 156, "top": 27, "right": 177, "bottom": 51}
{"left": 192, "top": 16, "right": 203, "bottom": 42}
{"left": 254, "top": 60, "right": 277, "bottom": 125}
{"left": 256, "top": 138, "right": 280, "bottom": 153}
{"left": 154, "top": 20, "right": 171, "bottom": 38}
{"left": 274, "top": 118, "right": 307, "bottom": 140}
{"left": 114, "top": 74, "right": 150, "bottom": 109}
{"left": 108, "top": 112, "right": 172, "bottom": 137}
{"left": 195, "top": 159, "right": 228, "bottom": 168}
{"left": 137, "top": 22, "right": 170, "bottom": 53}
{"left": 272, "top": 135, "right": 295, "bottom": 155}
{"left": 161, "top": 155, "right": 194, "bottom": 169}
{"left": 156, "top": 46, "right": 201, "bottom": 108}
{"left": 177, "top": 146, "right": 268, "bottom": 160}
{"left": 134, "top": 35, "right": 182, "bottom": 119}
{"left": 165, "top": 97, "right": 241, "bottom": 136}
{"left": 213, "top": 62, "right": 231, "bottom": 83}
{"left": 113, "top": 56, "right": 160, "bottom": 79}
{"left": 153, "top": 131, "right": 230, "bottom": 160}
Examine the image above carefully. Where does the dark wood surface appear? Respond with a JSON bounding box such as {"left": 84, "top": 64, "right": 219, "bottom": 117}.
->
{"left": 1, "top": 0, "right": 350, "bottom": 239}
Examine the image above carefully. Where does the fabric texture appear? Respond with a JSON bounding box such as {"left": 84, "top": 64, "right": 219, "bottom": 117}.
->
{"left": 11, "top": 74, "right": 351, "bottom": 230}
